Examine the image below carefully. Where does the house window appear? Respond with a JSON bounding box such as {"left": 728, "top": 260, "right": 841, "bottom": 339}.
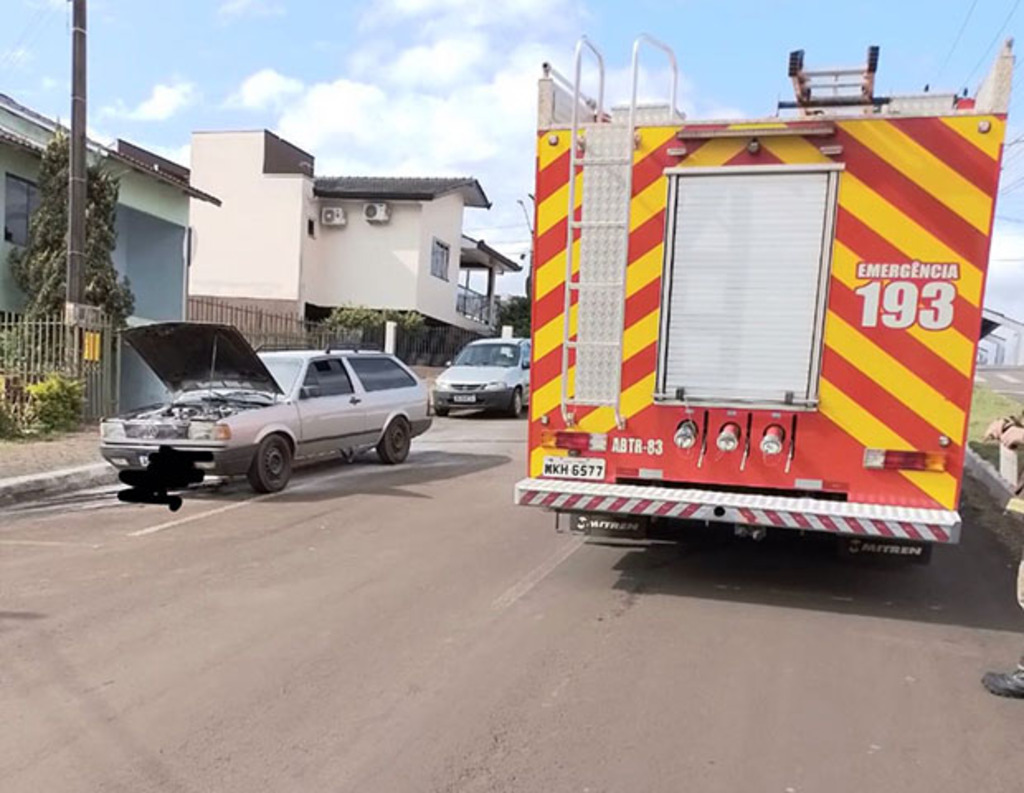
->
{"left": 430, "top": 238, "right": 450, "bottom": 281}
{"left": 4, "top": 174, "right": 40, "bottom": 247}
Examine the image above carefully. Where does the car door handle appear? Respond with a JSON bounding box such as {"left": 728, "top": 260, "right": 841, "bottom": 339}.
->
{"left": 349, "top": 396, "right": 362, "bottom": 405}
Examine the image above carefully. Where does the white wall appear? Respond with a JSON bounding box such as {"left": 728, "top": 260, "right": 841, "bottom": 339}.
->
{"left": 416, "top": 193, "right": 465, "bottom": 326}
{"left": 310, "top": 199, "right": 421, "bottom": 312}
{"left": 189, "top": 132, "right": 305, "bottom": 305}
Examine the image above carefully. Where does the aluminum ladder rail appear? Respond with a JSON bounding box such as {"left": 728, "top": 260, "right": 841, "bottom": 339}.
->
{"left": 560, "top": 34, "right": 678, "bottom": 429}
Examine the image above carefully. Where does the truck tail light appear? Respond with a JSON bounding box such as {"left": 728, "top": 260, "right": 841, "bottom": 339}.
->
{"left": 674, "top": 420, "right": 699, "bottom": 449}
{"left": 717, "top": 422, "right": 742, "bottom": 452}
{"left": 760, "top": 424, "right": 786, "bottom": 455}
{"left": 863, "top": 449, "right": 946, "bottom": 472}
{"left": 541, "top": 430, "right": 607, "bottom": 452}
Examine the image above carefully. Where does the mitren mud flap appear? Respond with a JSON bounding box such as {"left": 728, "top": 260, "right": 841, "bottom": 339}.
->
{"left": 838, "top": 537, "right": 933, "bottom": 564}
{"left": 563, "top": 512, "right": 649, "bottom": 540}
{"left": 516, "top": 478, "right": 961, "bottom": 545}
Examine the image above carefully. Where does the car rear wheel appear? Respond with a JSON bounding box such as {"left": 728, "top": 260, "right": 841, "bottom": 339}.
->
{"left": 247, "top": 434, "right": 293, "bottom": 493}
{"left": 377, "top": 417, "right": 412, "bottom": 465}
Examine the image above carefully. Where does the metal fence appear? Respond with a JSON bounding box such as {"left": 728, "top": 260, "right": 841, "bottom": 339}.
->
{"left": 0, "top": 311, "right": 118, "bottom": 423}
{"left": 395, "top": 323, "right": 491, "bottom": 367}
{"left": 188, "top": 296, "right": 383, "bottom": 352}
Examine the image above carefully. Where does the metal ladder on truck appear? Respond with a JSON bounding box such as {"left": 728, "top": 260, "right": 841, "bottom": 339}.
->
{"left": 561, "top": 34, "right": 679, "bottom": 429}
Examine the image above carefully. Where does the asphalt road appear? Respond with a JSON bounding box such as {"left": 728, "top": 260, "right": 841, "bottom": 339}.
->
{"left": 2, "top": 415, "right": 1023, "bottom": 792}
{"left": 977, "top": 365, "right": 1024, "bottom": 399}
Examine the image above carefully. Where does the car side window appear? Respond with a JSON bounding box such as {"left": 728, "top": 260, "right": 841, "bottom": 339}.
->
{"left": 302, "top": 364, "right": 322, "bottom": 398}
{"left": 521, "top": 343, "right": 531, "bottom": 368}
{"left": 347, "top": 357, "right": 416, "bottom": 392}
{"left": 314, "top": 358, "right": 354, "bottom": 396}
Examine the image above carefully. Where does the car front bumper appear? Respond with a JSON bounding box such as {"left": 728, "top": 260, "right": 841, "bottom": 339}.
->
{"left": 100, "top": 443, "right": 256, "bottom": 478}
{"left": 433, "top": 388, "right": 513, "bottom": 410}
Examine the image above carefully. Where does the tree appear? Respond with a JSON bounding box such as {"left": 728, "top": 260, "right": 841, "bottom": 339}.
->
{"left": 497, "top": 295, "right": 531, "bottom": 338}
{"left": 9, "top": 131, "right": 133, "bottom": 326}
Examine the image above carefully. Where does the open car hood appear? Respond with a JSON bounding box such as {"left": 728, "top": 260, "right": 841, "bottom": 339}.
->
{"left": 123, "top": 322, "right": 282, "bottom": 395}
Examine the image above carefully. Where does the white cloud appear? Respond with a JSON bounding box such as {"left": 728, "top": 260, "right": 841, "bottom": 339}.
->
{"left": 40, "top": 76, "right": 59, "bottom": 91}
{"left": 218, "top": 0, "right": 285, "bottom": 18}
{"left": 384, "top": 35, "right": 487, "bottom": 89}
{"left": 227, "top": 68, "right": 304, "bottom": 110}
{"left": 232, "top": 2, "right": 723, "bottom": 296}
{"left": 107, "top": 81, "right": 197, "bottom": 121}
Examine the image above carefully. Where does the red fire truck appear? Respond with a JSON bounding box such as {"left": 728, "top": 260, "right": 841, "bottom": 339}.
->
{"left": 516, "top": 36, "right": 1013, "bottom": 556}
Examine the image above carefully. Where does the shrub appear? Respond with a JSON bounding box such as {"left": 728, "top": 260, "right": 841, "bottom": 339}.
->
{"left": 326, "top": 305, "right": 425, "bottom": 333}
{"left": 25, "top": 374, "right": 84, "bottom": 434}
{"left": 0, "top": 400, "right": 21, "bottom": 439}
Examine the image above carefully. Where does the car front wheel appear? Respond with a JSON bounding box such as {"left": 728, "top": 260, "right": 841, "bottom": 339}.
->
{"left": 377, "top": 417, "right": 412, "bottom": 465}
{"left": 506, "top": 388, "right": 523, "bottom": 418}
{"left": 247, "top": 434, "right": 293, "bottom": 493}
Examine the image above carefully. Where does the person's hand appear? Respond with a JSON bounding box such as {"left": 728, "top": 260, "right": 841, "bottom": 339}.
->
{"left": 984, "top": 418, "right": 1008, "bottom": 441}
{"left": 1001, "top": 425, "right": 1024, "bottom": 450}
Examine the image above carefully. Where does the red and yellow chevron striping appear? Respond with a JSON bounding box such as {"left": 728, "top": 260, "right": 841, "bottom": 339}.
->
{"left": 528, "top": 113, "right": 1004, "bottom": 511}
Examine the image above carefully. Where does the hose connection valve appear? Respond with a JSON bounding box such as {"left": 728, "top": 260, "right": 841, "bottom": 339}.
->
{"left": 717, "top": 422, "right": 742, "bottom": 452}
{"left": 760, "top": 424, "right": 786, "bottom": 456}
{"left": 674, "top": 420, "right": 699, "bottom": 449}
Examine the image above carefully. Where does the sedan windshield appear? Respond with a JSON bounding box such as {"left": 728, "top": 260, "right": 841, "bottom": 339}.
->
{"left": 260, "top": 355, "right": 304, "bottom": 393}
{"left": 454, "top": 344, "right": 520, "bottom": 367}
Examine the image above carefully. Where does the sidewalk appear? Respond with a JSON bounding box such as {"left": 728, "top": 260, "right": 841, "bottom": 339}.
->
{"left": 0, "top": 430, "right": 115, "bottom": 506}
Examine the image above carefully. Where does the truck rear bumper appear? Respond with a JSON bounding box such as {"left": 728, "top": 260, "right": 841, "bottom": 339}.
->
{"left": 515, "top": 478, "right": 961, "bottom": 544}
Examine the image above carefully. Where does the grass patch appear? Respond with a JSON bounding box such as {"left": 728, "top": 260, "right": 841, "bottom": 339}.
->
{"left": 968, "top": 385, "right": 1024, "bottom": 468}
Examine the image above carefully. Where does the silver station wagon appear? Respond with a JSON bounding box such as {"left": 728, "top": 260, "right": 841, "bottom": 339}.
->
{"left": 100, "top": 323, "right": 432, "bottom": 493}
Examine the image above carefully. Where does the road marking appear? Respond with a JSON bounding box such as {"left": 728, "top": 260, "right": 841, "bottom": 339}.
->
{"left": 492, "top": 536, "right": 585, "bottom": 611}
{"left": 127, "top": 496, "right": 270, "bottom": 537}
{"left": 0, "top": 539, "right": 102, "bottom": 548}
{"left": 996, "top": 373, "right": 1022, "bottom": 384}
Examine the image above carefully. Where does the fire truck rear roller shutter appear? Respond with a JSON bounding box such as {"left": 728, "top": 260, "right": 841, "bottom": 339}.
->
{"left": 658, "top": 165, "right": 840, "bottom": 406}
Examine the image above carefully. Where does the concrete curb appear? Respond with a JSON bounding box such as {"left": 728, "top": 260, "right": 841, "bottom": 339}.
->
{"left": 964, "top": 446, "right": 1017, "bottom": 511}
{"left": 0, "top": 462, "right": 117, "bottom": 507}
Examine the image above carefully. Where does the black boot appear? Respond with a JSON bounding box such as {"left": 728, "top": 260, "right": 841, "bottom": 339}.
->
{"left": 982, "top": 667, "right": 1024, "bottom": 699}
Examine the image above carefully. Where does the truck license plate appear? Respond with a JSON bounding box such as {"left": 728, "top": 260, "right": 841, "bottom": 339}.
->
{"left": 452, "top": 395, "right": 477, "bottom": 404}
{"left": 542, "top": 456, "right": 606, "bottom": 481}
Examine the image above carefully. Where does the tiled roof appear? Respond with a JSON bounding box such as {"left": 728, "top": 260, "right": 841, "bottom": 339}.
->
{"left": 314, "top": 176, "right": 490, "bottom": 208}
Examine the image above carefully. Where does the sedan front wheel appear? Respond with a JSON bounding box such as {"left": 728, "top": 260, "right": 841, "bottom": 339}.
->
{"left": 247, "top": 434, "right": 293, "bottom": 493}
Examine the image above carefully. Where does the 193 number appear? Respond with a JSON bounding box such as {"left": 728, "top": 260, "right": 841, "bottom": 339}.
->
{"left": 855, "top": 281, "right": 955, "bottom": 331}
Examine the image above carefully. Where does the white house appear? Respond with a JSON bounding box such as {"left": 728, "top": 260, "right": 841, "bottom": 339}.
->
{"left": 187, "top": 130, "right": 519, "bottom": 330}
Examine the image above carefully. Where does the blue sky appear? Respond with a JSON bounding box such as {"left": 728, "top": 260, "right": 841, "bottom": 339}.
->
{"left": 2, "top": 0, "right": 1023, "bottom": 308}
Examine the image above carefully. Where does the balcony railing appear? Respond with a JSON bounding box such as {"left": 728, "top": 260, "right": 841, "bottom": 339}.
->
{"left": 457, "top": 285, "right": 493, "bottom": 325}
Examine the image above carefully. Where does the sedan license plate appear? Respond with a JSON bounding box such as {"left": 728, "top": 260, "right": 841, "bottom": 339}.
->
{"left": 452, "top": 394, "right": 477, "bottom": 404}
{"left": 542, "top": 456, "right": 606, "bottom": 481}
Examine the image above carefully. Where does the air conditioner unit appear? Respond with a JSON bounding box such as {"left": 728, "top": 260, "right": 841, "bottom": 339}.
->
{"left": 363, "top": 202, "right": 391, "bottom": 223}
{"left": 321, "top": 206, "right": 347, "bottom": 227}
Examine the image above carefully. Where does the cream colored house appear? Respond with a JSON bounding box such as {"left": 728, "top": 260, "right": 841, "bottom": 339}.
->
{"left": 188, "top": 130, "right": 518, "bottom": 330}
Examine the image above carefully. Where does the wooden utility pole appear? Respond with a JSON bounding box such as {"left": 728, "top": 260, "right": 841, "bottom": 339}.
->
{"left": 67, "top": 0, "right": 87, "bottom": 307}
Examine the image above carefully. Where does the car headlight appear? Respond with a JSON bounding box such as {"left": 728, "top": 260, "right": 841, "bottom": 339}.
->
{"left": 188, "top": 422, "right": 232, "bottom": 441}
{"left": 435, "top": 379, "right": 451, "bottom": 391}
{"left": 100, "top": 421, "right": 125, "bottom": 441}
{"left": 483, "top": 381, "right": 507, "bottom": 391}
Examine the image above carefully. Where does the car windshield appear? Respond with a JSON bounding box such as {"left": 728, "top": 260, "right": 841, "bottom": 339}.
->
{"left": 260, "top": 355, "right": 304, "bottom": 393}
{"left": 454, "top": 344, "right": 520, "bottom": 367}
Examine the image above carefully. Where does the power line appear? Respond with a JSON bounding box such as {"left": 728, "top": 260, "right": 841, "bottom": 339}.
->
{"left": 0, "top": 1, "right": 64, "bottom": 73}
{"left": 963, "top": 0, "right": 1021, "bottom": 88}
{"left": 935, "top": 0, "right": 980, "bottom": 82}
